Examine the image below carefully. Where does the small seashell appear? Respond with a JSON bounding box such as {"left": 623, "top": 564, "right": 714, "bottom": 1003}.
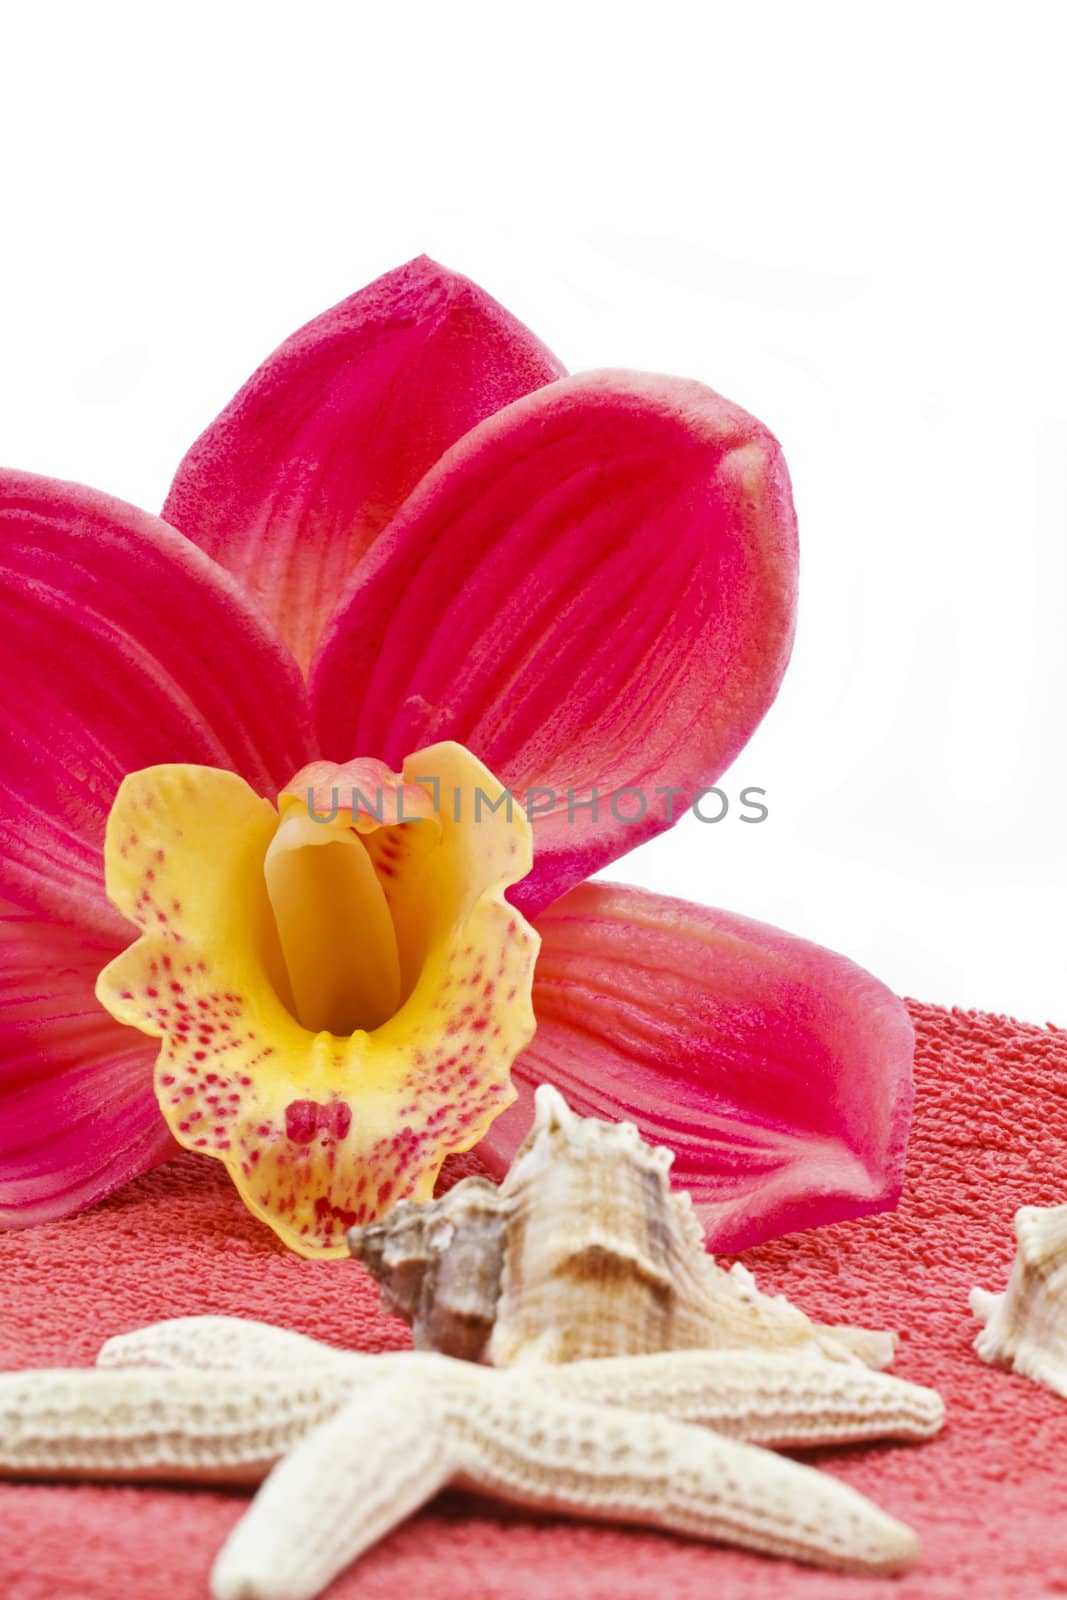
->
{"left": 970, "top": 1200, "right": 1067, "bottom": 1397}
{"left": 349, "top": 1084, "right": 896, "bottom": 1369}
{"left": 349, "top": 1179, "right": 508, "bottom": 1363}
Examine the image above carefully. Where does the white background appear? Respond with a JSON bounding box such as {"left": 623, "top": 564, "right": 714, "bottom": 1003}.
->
{"left": 1, "top": 3, "right": 1063, "bottom": 1024}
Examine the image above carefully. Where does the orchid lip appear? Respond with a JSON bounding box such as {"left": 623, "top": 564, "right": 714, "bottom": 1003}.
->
{"left": 94, "top": 743, "right": 540, "bottom": 1258}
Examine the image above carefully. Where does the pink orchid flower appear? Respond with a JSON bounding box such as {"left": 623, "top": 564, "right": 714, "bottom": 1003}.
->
{"left": 0, "top": 257, "right": 913, "bottom": 1258}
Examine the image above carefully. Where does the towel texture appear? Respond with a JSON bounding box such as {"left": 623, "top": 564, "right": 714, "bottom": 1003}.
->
{"left": 1, "top": 999, "right": 1066, "bottom": 1600}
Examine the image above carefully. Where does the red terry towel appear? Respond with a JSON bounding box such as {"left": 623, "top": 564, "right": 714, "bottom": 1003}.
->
{"left": 1, "top": 999, "right": 1066, "bottom": 1600}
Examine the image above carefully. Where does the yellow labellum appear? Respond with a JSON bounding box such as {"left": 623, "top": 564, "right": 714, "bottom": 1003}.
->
{"left": 95, "top": 743, "right": 539, "bottom": 1257}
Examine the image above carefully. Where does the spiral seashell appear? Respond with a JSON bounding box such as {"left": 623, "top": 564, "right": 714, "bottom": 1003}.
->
{"left": 971, "top": 1200, "right": 1067, "bottom": 1397}
{"left": 348, "top": 1086, "right": 896, "bottom": 1369}
{"left": 346, "top": 1178, "right": 509, "bottom": 1362}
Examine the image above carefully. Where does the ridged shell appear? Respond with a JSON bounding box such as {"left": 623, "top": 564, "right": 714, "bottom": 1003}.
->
{"left": 349, "top": 1085, "right": 896, "bottom": 1369}
{"left": 348, "top": 1178, "right": 508, "bottom": 1362}
{"left": 970, "top": 1201, "right": 1067, "bottom": 1397}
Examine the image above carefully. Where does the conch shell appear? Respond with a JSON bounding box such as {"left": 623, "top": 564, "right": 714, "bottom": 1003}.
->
{"left": 349, "top": 1085, "right": 896, "bottom": 1370}
{"left": 970, "top": 1201, "right": 1067, "bottom": 1398}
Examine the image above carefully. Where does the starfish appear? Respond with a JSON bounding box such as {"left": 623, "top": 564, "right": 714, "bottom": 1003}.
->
{"left": 0, "top": 1316, "right": 942, "bottom": 1599}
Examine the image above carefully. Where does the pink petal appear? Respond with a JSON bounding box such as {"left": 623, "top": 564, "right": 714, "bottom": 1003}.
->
{"left": 163, "top": 257, "right": 565, "bottom": 671}
{"left": 478, "top": 882, "right": 914, "bottom": 1252}
{"left": 0, "top": 470, "right": 313, "bottom": 934}
{"left": 0, "top": 901, "right": 175, "bottom": 1226}
{"left": 312, "top": 370, "right": 797, "bottom": 918}
{"left": 0, "top": 470, "right": 313, "bottom": 1221}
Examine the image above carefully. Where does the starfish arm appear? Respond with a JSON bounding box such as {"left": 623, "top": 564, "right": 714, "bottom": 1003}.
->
{"left": 444, "top": 1382, "right": 919, "bottom": 1575}
{"left": 211, "top": 1373, "right": 455, "bottom": 1600}
{"left": 98, "top": 1316, "right": 355, "bottom": 1375}
{"left": 0, "top": 1367, "right": 339, "bottom": 1484}
{"left": 544, "top": 1350, "right": 945, "bottom": 1446}
{"left": 95, "top": 1317, "right": 458, "bottom": 1397}
{"left": 95, "top": 1318, "right": 944, "bottom": 1448}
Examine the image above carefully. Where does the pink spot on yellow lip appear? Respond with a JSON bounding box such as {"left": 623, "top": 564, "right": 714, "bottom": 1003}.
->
{"left": 328, "top": 1102, "right": 353, "bottom": 1138}
{"left": 284, "top": 1099, "right": 353, "bottom": 1144}
{"left": 284, "top": 1100, "right": 319, "bottom": 1144}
